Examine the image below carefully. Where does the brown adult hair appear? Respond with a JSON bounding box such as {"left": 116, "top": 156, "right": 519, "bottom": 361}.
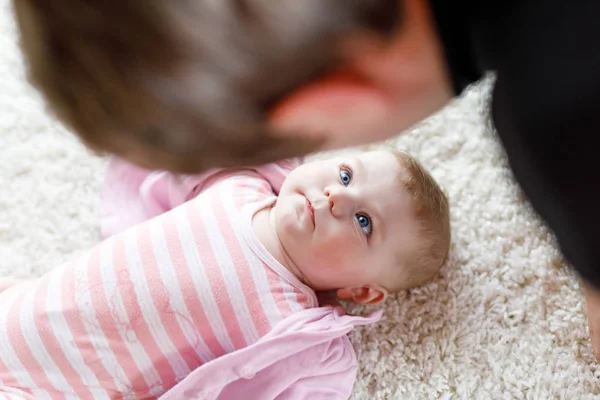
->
{"left": 13, "top": 0, "right": 402, "bottom": 173}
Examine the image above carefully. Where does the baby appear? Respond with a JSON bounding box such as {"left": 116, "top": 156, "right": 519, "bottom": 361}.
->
{"left": 0, "top": 149, "right": 449, "bottom": 399}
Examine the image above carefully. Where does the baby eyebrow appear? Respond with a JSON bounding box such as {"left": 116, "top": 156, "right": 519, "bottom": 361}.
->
{"left": 371, "top": 213, "right": 385, "bottom": 244}
{"left": 352, "top": 156, "right": 365, "bottom": 176}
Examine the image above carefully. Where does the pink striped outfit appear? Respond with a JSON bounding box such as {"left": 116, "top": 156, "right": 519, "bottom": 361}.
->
{"left": 0, "top": 158, "right": 317, "bottom": 399}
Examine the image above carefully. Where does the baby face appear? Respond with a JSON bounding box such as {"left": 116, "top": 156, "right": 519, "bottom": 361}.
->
{"left": 274, "top": 150, "right": 421, "bottom": 293}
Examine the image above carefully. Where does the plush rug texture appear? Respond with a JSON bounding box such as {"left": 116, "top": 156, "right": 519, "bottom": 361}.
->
{"left": 1, "top": 1, "right": 599, "bottom": 398}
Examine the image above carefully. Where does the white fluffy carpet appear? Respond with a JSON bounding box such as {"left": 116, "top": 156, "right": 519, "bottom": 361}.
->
{"left": 1, "top": 1, "right": 599, "bottom": 398}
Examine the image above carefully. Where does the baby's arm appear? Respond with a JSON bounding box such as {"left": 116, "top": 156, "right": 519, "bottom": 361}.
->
{"left": 101, "top": 157, "right": 219, "bottom": 238}
{"left": 0, "top": 278, "right": 20, "bottom": 293}
{"left": 251, "top": 158, "right": 304, "bottom": 194}
{"left": 100, "top": 156, "right": 303, "bottom": 238}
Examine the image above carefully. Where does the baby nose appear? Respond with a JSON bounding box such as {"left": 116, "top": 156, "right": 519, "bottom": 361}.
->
{"left": 325, "top": 187, "right": 352, "bottom": 217}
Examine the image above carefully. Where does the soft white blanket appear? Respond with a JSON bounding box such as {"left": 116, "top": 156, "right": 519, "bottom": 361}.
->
{"left": 0, "top": 1, "right": 598, "bottom": 398}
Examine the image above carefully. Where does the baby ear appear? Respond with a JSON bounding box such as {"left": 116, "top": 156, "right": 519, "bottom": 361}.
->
{"left": 337, "top": 285, "right": 388, "bottom": 305}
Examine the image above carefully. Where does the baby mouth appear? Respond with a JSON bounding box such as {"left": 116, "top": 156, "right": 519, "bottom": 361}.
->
{"left": 306, "top": 198, "right": 315, "bottom": 226}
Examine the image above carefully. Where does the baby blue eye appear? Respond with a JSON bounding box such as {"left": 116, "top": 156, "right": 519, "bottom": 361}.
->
{"left": 339, "top": 169, "right": 352, "bottom": 186}
{"left": 356, "top": 214, "right": 372, "bottom": 237}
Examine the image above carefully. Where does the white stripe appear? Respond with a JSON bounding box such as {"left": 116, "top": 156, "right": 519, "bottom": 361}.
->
{"left": 149, "top": 218, "right": 216, "bottom": 363}
{"left": 28, "top": 391, "right": 52, "bottom": 400}
{"left": 173, "top": 203, "right": 235, "bottom": 354}
{"left": 0, "top": 286, "right": 37, "bottom": 389}
{"left": 200, "top": 182, "right": 260, "bottom": 345}
{"left": 228, "top": 178, "right": 285, "bottom": 327}
{"left": 237, "top": 176, "right": 309, "bottom": 315}
{"left": 122, "top": 229, "right": 191, "bottom": 380}
{"left": 73, "top": 250, "right": 129, "bottom": 395}
{"left": 19, "top": 275, "right": 75, "bottom": 394}
{"left": 0, "top": 386, "right": 39, "bottom": 399}
{"left": 242, "top": 178, "right": 269, "bottom": 198}
{"left": 233, "top": 176, "right": 317, "bottom": 310}
{"left": 239, "top": 248, "right": 284, "bottom": 326}
{"left": 45, "top": 262, "right": 106, "bottom": 399}
{"left": 99, "top": 239, "right": 164, "bottom": 397}
{"left": 0, "top": 387, "right": 52, "bottom": 400}
{"left": 280, "top": 277, "right": 304, "bottom": 313}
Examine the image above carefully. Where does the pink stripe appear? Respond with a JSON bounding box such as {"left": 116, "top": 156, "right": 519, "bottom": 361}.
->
{"left": 136, "top": 224, "right": 200, "bottom": 374}
{"left": 185, "top": 198, "right": 247, "bottom": 350}
{"left": 233, "top": 177, "right": 269, "bottom": 210}
{"left": 161, "top": 213, "right": 225, "bottom": 359}
{"left": 87, "top": 243, "right": 148, "bottom": 393}
{"left": 0, "top": 351, "right": 18, "bottom": 389}
{"left": 64, "top": 259, "right": 119, "bottom": 395}
{"left": 239, "top": 177, "right": 297, "bottom": 323}
{"left": 296, "top": 291, "right": 312, "bottom": 310}
{"left": 238, "top": 178, "right": 296, "bottom": 322}
{"left": 236, "top": 178, "right": 294, "bottom": 321}
{"left": 272, "top": 276, "right": 295, "bottom": 317}
{"left": 217, "top": 180, "right": 272, "bottom": 337}
{"left": 111, "top": 236, "right": 171, "bottom": 389}
{"left": 5, "top": 289, "right": 63, "bottom": 399}
{"left": 32, "top": 273, "right": 94, "bottom": 398}
{"left": 238, "top": 175, "right": 312, "bottom": 319}
{"left": 244, "top": 180, "right": 272, "bottom": 203}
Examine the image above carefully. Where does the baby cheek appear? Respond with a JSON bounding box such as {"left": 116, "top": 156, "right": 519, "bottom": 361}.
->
{"left": 278, "top": 202, "right": 300, "bottom": 231}
{"left": 313, "top": 231, "right": 356, "bottom": 268}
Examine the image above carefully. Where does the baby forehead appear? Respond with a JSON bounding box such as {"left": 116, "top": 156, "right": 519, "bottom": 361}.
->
{"left": 308, "top": 151, "right": 407, "bottom": 190}
{"left": 359, "top": 153, "right": 406, "bottom": 185}
{"left": 377, "top": 187, "right": 415, "bottom": 221}
{"left": 360, "top": 151, "right": 404, "bottom": 172}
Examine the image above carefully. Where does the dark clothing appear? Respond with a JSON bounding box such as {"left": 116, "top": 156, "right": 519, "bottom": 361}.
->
{"left": 429, "top": 0, "right": 600, "bottom": 288}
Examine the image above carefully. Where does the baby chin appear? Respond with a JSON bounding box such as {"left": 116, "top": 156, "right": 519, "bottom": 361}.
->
{"left": 276, "top": 194, "right": 315, "bottom": 238}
